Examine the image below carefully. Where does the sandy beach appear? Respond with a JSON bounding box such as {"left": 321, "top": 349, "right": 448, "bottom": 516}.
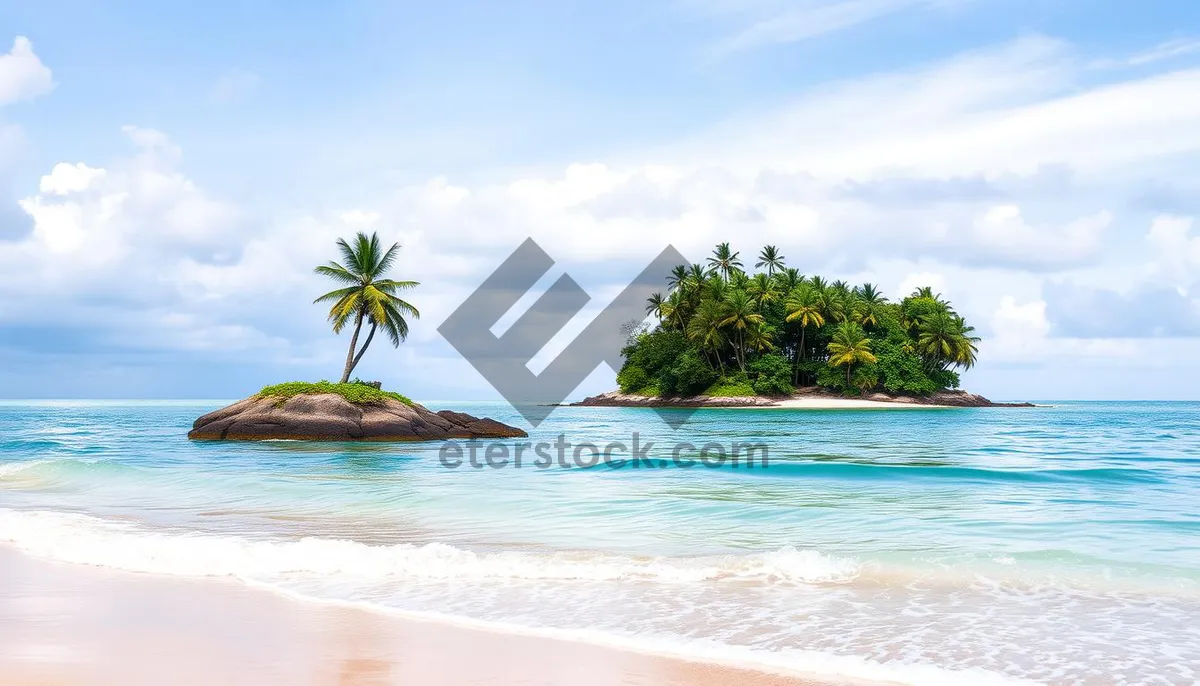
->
{"left": 0, "top": 547, "right": 846, "bottom": 686}
{"left": 725, "top": 397, "right": 952, "bottom": 409}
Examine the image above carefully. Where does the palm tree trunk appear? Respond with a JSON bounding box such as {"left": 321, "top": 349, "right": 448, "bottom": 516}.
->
{"left": 339, "top": 311, "right": 365, "bottom": 384}
{"left": 347, "top": 322, "right": 378, "bottom": 381}
{"left": 794, "top": 327, "right": 806, "bottom": 385}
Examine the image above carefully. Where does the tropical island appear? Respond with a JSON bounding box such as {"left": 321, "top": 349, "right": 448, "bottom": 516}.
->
{"left": 189, "top": 233, "right": 527, "bottom": 441}
{"left": 577, "top": 243, "right": 1030, "bottom": 409}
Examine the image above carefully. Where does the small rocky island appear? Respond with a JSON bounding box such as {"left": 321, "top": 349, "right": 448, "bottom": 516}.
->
{"left": 189, "top": 382, "right": 526, "bottom": 442}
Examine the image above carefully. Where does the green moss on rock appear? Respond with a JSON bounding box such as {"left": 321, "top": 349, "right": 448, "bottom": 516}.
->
{"left": 256, "top": 381, "right": 413, "bottom": 406}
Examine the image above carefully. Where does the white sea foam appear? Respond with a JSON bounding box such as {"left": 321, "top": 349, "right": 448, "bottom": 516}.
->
{"left": 256, "top": 586, "right": 1045, "bottom": 686}
{"left": 0, "top": 507, "right": 1041, "bottom": 686}
{"left": 0, "top": 508, "right": 860, "bottom": 584}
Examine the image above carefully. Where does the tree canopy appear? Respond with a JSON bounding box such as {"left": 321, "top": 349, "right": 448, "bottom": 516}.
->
{"left": 622, "top": 243, "right": 979, "bottom": 397}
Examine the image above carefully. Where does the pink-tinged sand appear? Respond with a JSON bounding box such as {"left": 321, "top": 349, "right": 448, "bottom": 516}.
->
{"left": 0, "top": 547, "right": 857, "bottom": 686}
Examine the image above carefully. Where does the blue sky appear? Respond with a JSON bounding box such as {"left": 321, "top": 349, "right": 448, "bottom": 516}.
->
{"left": 2, "top": 0, "right": 1200, "bottom": 400}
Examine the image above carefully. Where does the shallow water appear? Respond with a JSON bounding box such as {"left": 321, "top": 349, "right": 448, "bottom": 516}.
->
{"left": 1, "top": 400, "right": 1198, "bottom": 685}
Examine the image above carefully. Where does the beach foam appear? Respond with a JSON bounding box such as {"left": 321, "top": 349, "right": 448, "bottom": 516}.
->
{"left": 0, "top": 508, "right": 1043, "bottom": 686}
{"left": 0, "top": 508, "right": 860, "bottom": 584}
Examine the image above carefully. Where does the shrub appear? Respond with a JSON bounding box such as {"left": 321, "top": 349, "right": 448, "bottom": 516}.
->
{"left": 873, "top": 340, "right": 940, "bottom": 395}
{"left": 930, "top": 368, "right": 960, "bottom": 389}
{"left": 703, "top": 372, "right": 756, "bottom": 397}
{"left": 661, "top": 349, "right": 718, "bottom": 396}
{"left": 748, "top": 353, "right": 794, "bottom": 396}
{"left": 622, "top": 329, "right": 689, "bottom": 378}
{"left": 616, "top": 364, "right": 651, "bottom": 394}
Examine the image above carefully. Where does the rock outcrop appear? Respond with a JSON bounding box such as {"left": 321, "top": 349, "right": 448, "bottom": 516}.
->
{"left": 189, "top": 394, "right": 527, "bottom": 441}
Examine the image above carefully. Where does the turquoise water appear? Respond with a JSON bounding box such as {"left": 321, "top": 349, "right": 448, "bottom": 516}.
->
{"left": 1, "top": 400, "right": 1198, "bottom": 685}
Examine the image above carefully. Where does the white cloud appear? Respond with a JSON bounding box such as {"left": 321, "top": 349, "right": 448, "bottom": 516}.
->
{"left": 0, "top": 37, "right": 54, "bottom": 106}
{"left": 1146, "top": 215, "right": 1200, "bottom": 293}
{"left": 38, "top": 162, "right": 107, "bottom": 195}
{"left": 985, "top": 296, "right": 1137, "bottom": 362}
{"left": 9, "top": 127, "right": 241, "bottom": 285}
{"left": 971, "top": 205, "right": 1110, "bottom": 268}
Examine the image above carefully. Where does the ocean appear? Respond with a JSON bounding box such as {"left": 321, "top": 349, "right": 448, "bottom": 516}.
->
{"left": 1, "top": 400, "right": 1197, "bottom": 685}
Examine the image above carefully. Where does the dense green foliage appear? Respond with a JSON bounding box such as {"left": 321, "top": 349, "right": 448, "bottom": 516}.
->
{"left": 257, "top": 381, "right": 413, "bottom": 406}
{"left": 620, "top": 244, "right": 980, "bottom": 396}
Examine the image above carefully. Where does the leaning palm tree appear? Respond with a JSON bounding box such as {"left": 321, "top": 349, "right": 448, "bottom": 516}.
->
{"left": 707, "top": 242, "right": 743, "bottom": 280}
{"left": 314, "top": 232, "right": 419, "bottom": 384}
{"left": 827, "top": 321, "right": 877, "bottom": 392}
{"left": 953, "top": 315, "right": 981, "bottom": 369}
{"left": 755, "top": 245, "right": 785, "bottom": 276}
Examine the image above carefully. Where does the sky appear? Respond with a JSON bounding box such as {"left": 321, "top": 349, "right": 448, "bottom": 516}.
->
{"left": 1, "top": 0, "right": 1200, "bottom": 401}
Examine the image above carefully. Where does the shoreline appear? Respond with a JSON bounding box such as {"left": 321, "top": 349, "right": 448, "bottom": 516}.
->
{"left": 571, "top": 389, "right": 1034, "bottom": 410}
{"left": 0, "top": 546, "right": 868, "bottom": 686}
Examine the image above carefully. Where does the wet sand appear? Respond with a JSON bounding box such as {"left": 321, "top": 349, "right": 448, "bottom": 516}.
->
{"left": 0, "top": 547, "right": 851, "bottom": 686}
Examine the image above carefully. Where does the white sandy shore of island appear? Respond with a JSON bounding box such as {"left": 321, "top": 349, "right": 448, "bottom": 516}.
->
{"left": 727, "top": 397, "right": 953, "bottom": 409}
{"left": 0, "top": 547, "right": 880, "bottom": 686}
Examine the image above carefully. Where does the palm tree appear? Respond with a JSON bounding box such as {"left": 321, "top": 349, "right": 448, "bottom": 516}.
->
{"left": 686, "top": 264, "right": 711, "bottom": 298}
{"left": 719, "top": 290, "right": 764, "bottom": 372}
{"left": 687, "top": 300, "right": 727, "bottom": 373}
{"left": 745, "top": 325, "right": 775, "bottom": 356}
{"left": 827, "top": 321, "right": 877, "bottom": 392}
{"left": 705, "top": 273, "right": 729, "bottom": 303}
{"left": 645, "top": 292, "right": 665, "bottom": 319}
{"left": 775, "top": 267, "right": 804, "bottom": 293}
{"left": 915, "top": 311, "right": 965, "bottom": 373}
{"left": 730, "top": 270, "right": 751, "bottom": 290}
{"left": 707, "top": 242, "right": 743, "bottom": 280}
{"left": 953, "top": 315, "right": 981, "bottom": 369}
{"left": 314, "top": 232, "right": 419, "bottom": 384}
{"left": 855, "top": 282, "right": 886, "bottom": 305}
{"left": 755, "top": 245, "right": 785, "bottom": 276}
{"left": 666, "top": 265, "right": 689, "bottom": 293}
{"left": 747, "top": 273, "right": 780, "bottom": 308}
{"left": 824, "top": 289, "right": 850, "bottom": 323}
{"left": 784, "top": 286, "right": 825, "bottom": 383}
{"left": 852, "top": 283, "right": 887, "bottom": 328}
{"left": 660, "top": 291, "right": 687, "bottom": 331}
